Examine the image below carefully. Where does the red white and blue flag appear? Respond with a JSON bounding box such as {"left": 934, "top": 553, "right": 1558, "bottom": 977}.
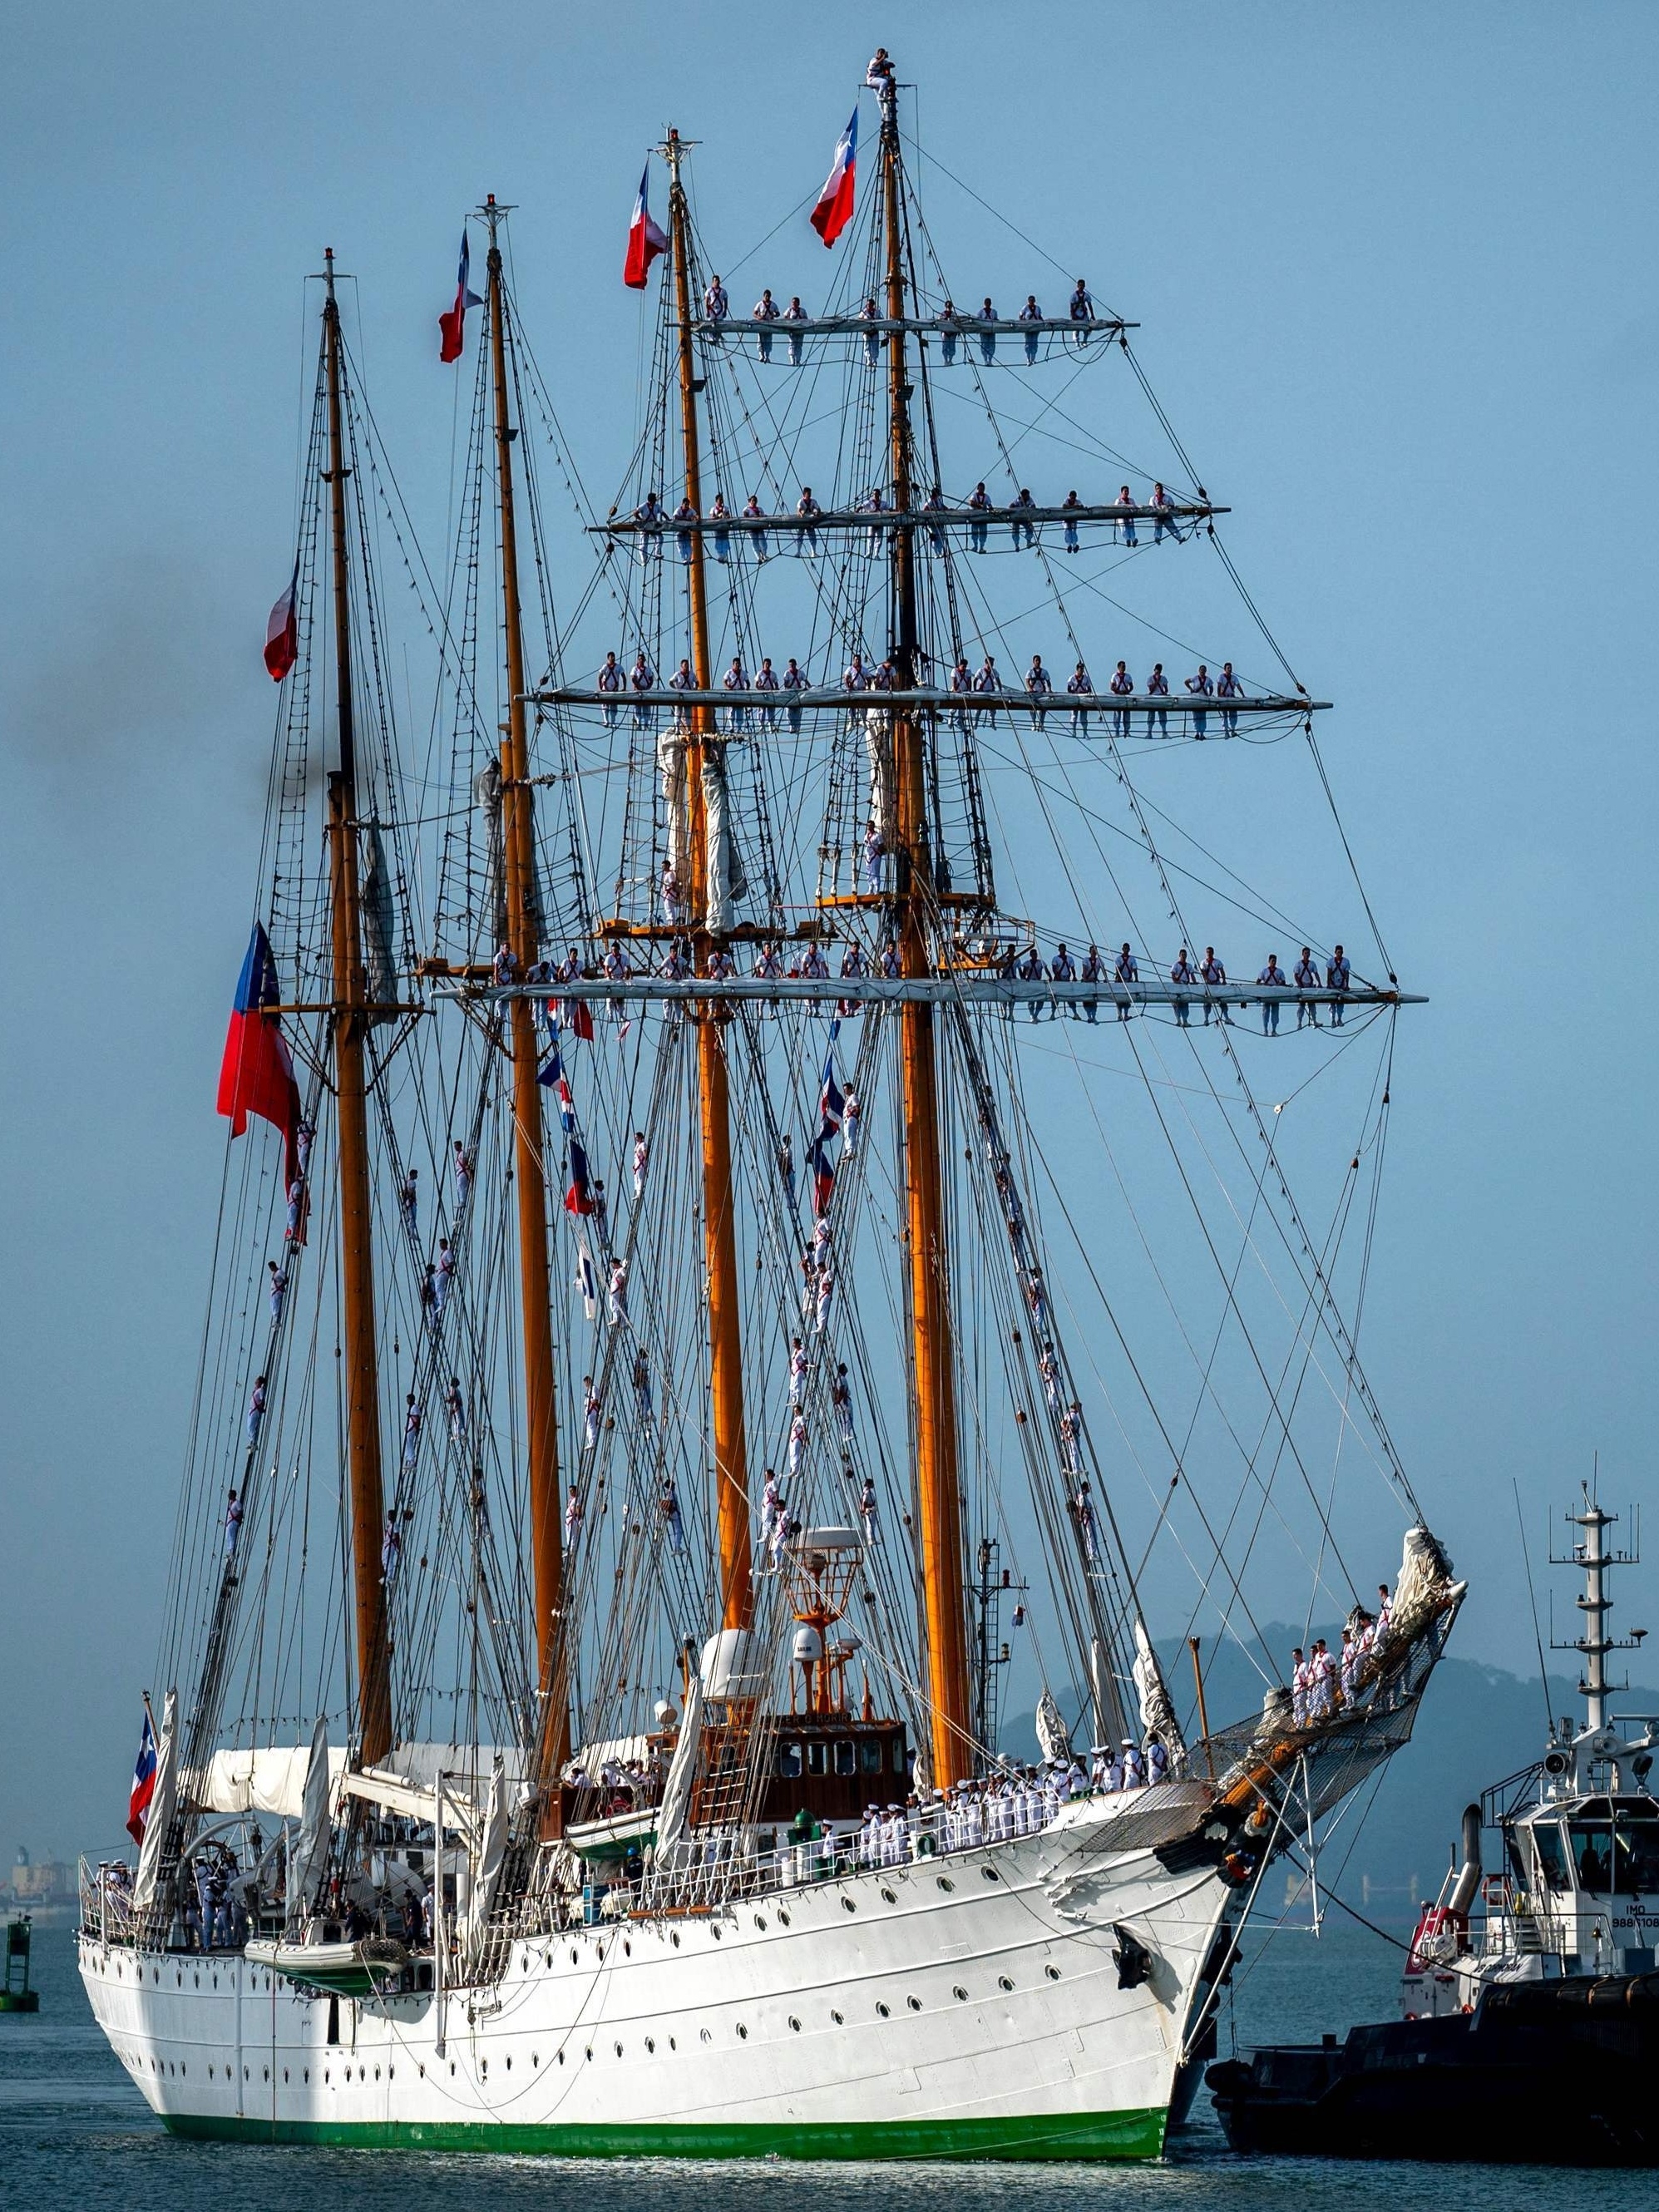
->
{"left": 624, "top": 163, "right": 668, "bottom": 289}
{"left": 438, "top": 230, "right": 483, "bottom": 363}
{"left": 811, "top": 106, "right": 859, "bottom": 247}
{"left": 126, "top": 1703, "right": 158, "bottom": 1846}
{"left": 810, "top": 1022, "right": 845, "bottom": 1212}
{"left": 216, "top": 922, "right": 302, "bottom": 1187}
{"left": 264, "top": 560, "right": 299, "bottom": 683}
{"left": 565, "top": 1135, "right": 596, "bottom": 1216}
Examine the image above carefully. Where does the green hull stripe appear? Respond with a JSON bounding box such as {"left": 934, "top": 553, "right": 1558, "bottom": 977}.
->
{"left": 163, "top": 2105, "right": 1167, "bottom": 2162}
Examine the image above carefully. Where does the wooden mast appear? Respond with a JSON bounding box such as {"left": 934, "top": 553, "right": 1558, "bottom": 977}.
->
{"left": 480, "top": 201, "right": 569, "bottom": 1783}
{"left": 664, "top": 131, "right": 753, "bottom": 1632}
{"left": 320, "top": 250, "right": 393, "bottom": 1767}
{"left": 878, "top": 80, "right": 973, "bottom": 1786}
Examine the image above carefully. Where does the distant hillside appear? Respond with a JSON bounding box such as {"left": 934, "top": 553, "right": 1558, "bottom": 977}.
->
{"left": 1001, "top": 1630, "right": 1653, "bottom": 1921}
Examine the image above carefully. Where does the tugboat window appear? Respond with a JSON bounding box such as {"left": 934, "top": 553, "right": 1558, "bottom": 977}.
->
{"left": 1531, "top": 1824, "right": 1572, "bottom": 1892}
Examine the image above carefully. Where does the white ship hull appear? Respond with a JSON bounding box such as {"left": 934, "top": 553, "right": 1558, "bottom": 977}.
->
{"left": 80, "top": 1795, "right": 1234, "bottom": 2160}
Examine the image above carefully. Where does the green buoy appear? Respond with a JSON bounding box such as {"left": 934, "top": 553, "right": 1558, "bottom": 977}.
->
{"left": 1, "top": 1917, "right": 39, "bottom": 2012}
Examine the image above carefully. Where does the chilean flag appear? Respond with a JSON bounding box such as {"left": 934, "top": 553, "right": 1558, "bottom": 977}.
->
{"left": 811, "top": 106, "right": 858, "bottom": 247}
{"left": 811, "top": 1026, "right": 845, "bottom": 1212}
{"left": 624, "top": 163, "right": 668, "bottom": 289}
{"left": 565, "top": 1136, "right": 596, "bottom": 1215}
{"left": 126, "top": 1704, "right": 158, "bottom": 1846}
{"left": 264, "top": 560, "right": 299, "bottom": 683}
{"left": 438, "top": 230, "right": 482, "bottom": 363}
{"left": 216, "top": 922, "right": 302, "bottom": 1187}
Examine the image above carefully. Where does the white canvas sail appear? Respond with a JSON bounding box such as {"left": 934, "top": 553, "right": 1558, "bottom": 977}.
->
{"left": 460, "top": 1759, "right": 508, "bottom": 1953}
{"left": 654, "top": 1674, "right": 704, "bottom": 1857}
{"left": 1035, "top": 1686, "right": 1072, "bottom": 1763}
{"left": 285, "top": 1716, "right": 332, "bottom": 1929}
{"left": 1133, "top": 1621, "right": 1181, "bottom": 1750}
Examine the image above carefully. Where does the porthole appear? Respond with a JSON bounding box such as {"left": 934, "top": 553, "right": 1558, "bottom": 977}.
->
{"left": 244, "top": 2066, "right": 250, "bottom": 2081}
{"left": 175, "top": 1971, "right": 181, "bottom": 1986}
{"left": 194, "top": 1973, "right": 200, "bottom": 1988}
{"left": 831, "top": 2009, "right": 844, "bottom": 2025}
{"left": 936, "top": 1876, "right": 955, "bottom": 1892}
{"left": 264, "top": 2066, "right": 270, "bottom": 2082}
{"left": 373, "top": 2066, "right": 379, "bottom": 2081}
{"left": 699, "top": 2029, "right": 712, "bottom": 2045}
{"left": 842, "top": 1897, "right": 857, "bottom": 1913}
{"left": 998, "top": 1975, "right": 1014, "bottom": 1992}
{"left": 778, "top": 1907, "right": 790, "bottom": 1925}
{"left": 532, "top": 2054, "right": 539, "bottom": 2068}
{"left": 669, "top": 2037, "right": 677, "bottom": 2050}
{"left": 570, "top": 1948, "right": 579, "bottom": 1964}
{"left": 585, "top": 2047, "right": 594, "bottom": 2061}
{"left": 876, "top": 2002, "right": 891, "bottom": 2018}
{"left": 953, "top": 1986, "right": 969, "bottom": 2002}
{"left": 623, "top": 1939, "right": 631, "bottom": 1956}
{"left": 451, "top": 2062, "right": 457, "bottom": 2076}
{"left": 557, "top": 2052, "right": 565, "bottom": 2066}
{"left": 388, "top": 2066, "right": 395, "bottom": 2080}
{"left": 711, "top": 1925, "right": 722, "bottom": 1940}
{"left": 788, "top": 2016, "right": 802, "bottom": 2032}
{"left": 671, "top": 1931, "right": 680, "bottom": 1947}
{"left": 282, "top": 2067, "right": 289, "bottom": 2083}
{"left": 907, "top": 1996, "right": 922, "bottom": 2012}
{"left": 304, "top": 2069, "right": 310, "bottom": 2083}
{"left": 754, "top": 1914, "right": 768, "bottom": 1931}
{"left": 881, "top": 1887, "right": 896, "bottom": 1903}
{"left": 1046, "top": 1964, "right": 1061, "bottom": 1981}
{"left": 504, "top": 2056, "right": 511, "bottom": 2071}
{"left": 736, "top": 2023, "right": 748, "bottom": 2040}
{"left": 615, "top": 2042, "right": 624, "bottom": 2057}
{"left": 645, "top": 2037, "right": 655, "bottom": 2053}
{"left": 982, "top": 1864, "right": 1000, "bottom": 1881}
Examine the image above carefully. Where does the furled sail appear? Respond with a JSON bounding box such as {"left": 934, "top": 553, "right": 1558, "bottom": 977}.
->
{"left": 360, "top": 816, "right": 399, "bottom": 1021}
{"left": 654, "top": 1675, "right": 704, "bottom": 1858}
{"left": 1035, "top": 1686, "right": 1072, "bottom": 1763}
{"left": 460, "top": 1759, "right": 508, "bottom": 1953}
{"left": 285, "top": 1716, "right": 332, "bottom": 1931}
{"left": 700, "top": 752, "right": 745, "bottom": 934}
{"left": 1133, "top": 1621, "right": 1182, "bottom": 1751}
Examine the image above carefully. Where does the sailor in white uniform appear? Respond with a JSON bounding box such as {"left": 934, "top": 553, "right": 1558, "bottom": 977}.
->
{"left": 671, "top": 495, "right": 697, "bottom": 565}
{"left": 660, "top": 1479, "right": 684, "bottom": 1553}
{"left": 564, "top": 1483, "right": 583, "bottom": 1552}
{"left": 1143, "top": 660, "right": 1169, "bottom": 738}
{"left": 967, "top": 480, "right": 992, "bottom": 553}
{"left": 245, "top": 1376, "right": 266, "bottom": 1447}
{"left": 1294, "top": 946, "right": 1321, "bottom": 1027}
{"left": 788, "top": 1337, "right": 809, "bottom": 1406}
{"left": 632, "top": 490, "right": 664, "bottom": 562}
{"left": 402, "top": 1393, "right": 422, "bottom": 1468}
{"left": 703, "top": 275, "right": 729, "bottom": 325}
{"left": 596, "top": 649, "right": 624, "bottom": 728}
{"left": 224, "top": 1487, "right": 243, "bottom": 1559}
{"left": 978, "top": 298, "right": 997, "bottom": 364}
{"left": 452, "top": 1138, "right": 472, "bottom": 1207}
{"left": 721, "top": 653, "right": 750, "bottom": 733}
{"left": 1113, "top": 941, "right": 1138, "bottom": 1021}
{"left": 938, "top": 299, "right": 960, "bottom": 366}
{"left": 267, "top": 1260, "right": 288, "bottom": 1321}
{"left": 1018, "top": 294, "right": 1044, "bottom": 363}
{"left": 782, "top": 657, "right": 808, "bottom": 732}
{"left": 607, "top": 1257, "right": 628, "bottom": 1324}
{"left": 1151, "top": 480, "right": 1183, "bottom": 545}
{"left": 435, "top": 1238, "right": 455, "bottom": 1312}
{"left": 1114, "top": 483, "right": 1138, "bottom": 548}
{"left": 709, "top": 492, "right": 733, "bottom": 565}
{"left": 1080, "top": 941, "right": 1104, "bottom": 1024}
{"left": 972, "top": 652, "right": 1002, "bottom": 724}
{"left": 1290, "top": 1647, "right": 1308, "bottom": 1726}
{"left": 795, "top": 486, "right": 822, "bottom": 555}
{"left": 1327, "top": 945, "right": 1351, "bottom": 1026}
{"left": 860, "top": 294, "right": 881, "bottom": 369}
{"left": 783, "top": 294, "right": 807, "bottom": 366}
{"left": 1185, "top": 663, "right": 1213, "bottom": 738}
{"left": 948, "top": 653, "right": 974, "bottom": 730}
{"left": 1009, "top": 486, "right": 1038, "bottom": 550}
{"left": 1216, "top": 659, "right": 1243, "bottom": 737}
{"left": 445, "top": 1375, "right": 467, "bottom": 1440}
{"left": 753, "top": 287, "right": 780, "bottom": 361}
{"left": 1049, "top": 940, "right": 1076, "bottom": 1018}
{"left": 1200, "top": 946, "right": 1230, "bottom": 1025}
{"left": 788, "top": 1410, "right": 807, "bottom": 1479}
{"left": 860, "top": 1474, "right": 878, "bottom": 1542}
{"left": 1061, "top": 488, "right": 1084, "bottom": 553}
{"left": 832, "top": 1362, "right": 854, "bottom": 1447}
{"left": 1067, "top": 659, "right": 1093, "bottom": 733}
{"left": 1108, "top": 658, "right": 1134, "bottom": 738}
{"left": 1170, "top": 947, "right": 1197, "bottom": 1025}
{"left": 1068, "top": 278, "right": 1094, "bottom": 342}
{"left": 1025, "top": 651, "right": 1053, "bottom": 727}
{"left": 630, "top": 649, "right": 657, "bottom": 728}
{"left": 382, "top": 1511, "right": 402, "bottom": 1588}
{"left": 922, "top": 484, "right": 948, "bottom": 553}
{"left": 1257, "top": 952, "right": 1286, "bottom": 1034}
{"left": 742, "top": 495, "right": 768, "bottom": 563}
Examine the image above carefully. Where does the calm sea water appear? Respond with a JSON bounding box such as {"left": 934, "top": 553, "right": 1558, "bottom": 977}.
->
{"left": 3, "top": 1919, "right": 1656, "bottom": 2212}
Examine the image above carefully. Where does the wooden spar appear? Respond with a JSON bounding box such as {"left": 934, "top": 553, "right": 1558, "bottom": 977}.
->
{"left": 320, "top": 253, "right": 392, "bottom": 1768}
{"left": 880, "top": 86, "right": 972, "bottom": 1787}
{"left": 665, "top": 131, "right": 753, "bottom": 1633}
{"left": 481, "top": 204, "right": 569, "bottom": 1791}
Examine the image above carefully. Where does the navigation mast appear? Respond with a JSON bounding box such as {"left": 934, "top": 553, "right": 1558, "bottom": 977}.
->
{"left": 664, "top": 129, "right": 753, "bottom": 1633}
{"left": 320, "top": 249, "right": 393, "bottom": 1766}
{"left": 480, "top": 200, "right": 569, "bottom": 1780}
{"left": 877, "top": 73, "right": 972, "bottom": 1784}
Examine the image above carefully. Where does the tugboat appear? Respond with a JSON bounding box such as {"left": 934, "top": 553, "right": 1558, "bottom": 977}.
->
{"left": 1208, "top": 1488, "right": 1659, "bottom": 2165}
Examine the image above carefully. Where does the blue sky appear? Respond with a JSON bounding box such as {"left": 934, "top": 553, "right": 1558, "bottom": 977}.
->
{"left": 2, "top": 1, "right": 1656, "bottom": 1858}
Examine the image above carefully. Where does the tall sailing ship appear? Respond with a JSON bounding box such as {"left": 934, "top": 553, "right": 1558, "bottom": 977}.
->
{"left": 79, "top": 57, "right": 1464, "bottom": 2158}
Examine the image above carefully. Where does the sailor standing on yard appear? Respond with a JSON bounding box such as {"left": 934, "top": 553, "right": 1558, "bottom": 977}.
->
{"left": 1170, "top": 947, "right": 1197, "bottom": 1026}
{"left": 1294, "top": 947, "right": 1321, "bottom": 1028}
